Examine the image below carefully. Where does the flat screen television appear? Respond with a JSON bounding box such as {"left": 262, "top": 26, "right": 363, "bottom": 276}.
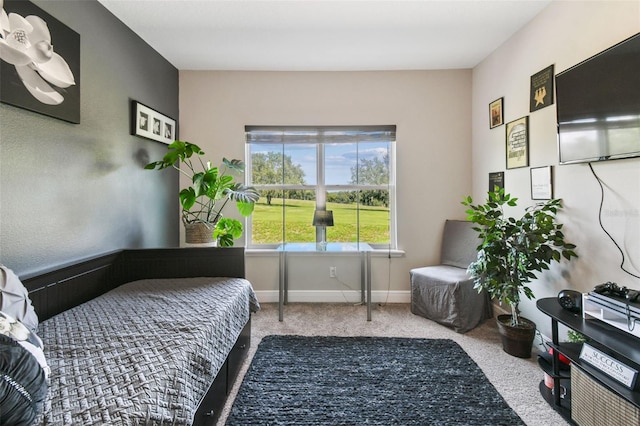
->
{"left": 556, "top": 32, "right": 640, "bottom": 164}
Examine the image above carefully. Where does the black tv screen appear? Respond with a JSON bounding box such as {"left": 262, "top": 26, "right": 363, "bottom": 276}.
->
{"left": 556, "top": 32, "right": 640, "bottom": 164}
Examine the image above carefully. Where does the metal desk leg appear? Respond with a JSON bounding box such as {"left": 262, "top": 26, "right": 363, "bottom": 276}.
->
{"left": 284, "top": 252, "right": 289, "bottom": 305}
{"left": 362, "top": 251, "right": 371, "bottom": 321}
{"left": 360, "top": 253, "right": 366, "bottom": 304}
{"left": 279, "top": 251, "right": 287, "bottom": 322}
{"left": 367, "top": 252, "right": 372, "bottom": 321}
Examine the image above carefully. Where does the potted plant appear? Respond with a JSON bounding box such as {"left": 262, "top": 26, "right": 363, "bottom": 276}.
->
{"left": 462, "top": 187, "right": 578, "bottom": 358}
{"left": 145, "top": 140, "right": 259, "bottom": 246}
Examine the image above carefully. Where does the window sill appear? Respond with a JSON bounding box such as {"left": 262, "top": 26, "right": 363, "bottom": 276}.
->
{"left": 245, "top": 248, "right": 405, "bottom": 258}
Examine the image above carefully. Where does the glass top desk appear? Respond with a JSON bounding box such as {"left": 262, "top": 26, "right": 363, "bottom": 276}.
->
{"left": 276, "top": 243, "right": 373, "bottom": 321}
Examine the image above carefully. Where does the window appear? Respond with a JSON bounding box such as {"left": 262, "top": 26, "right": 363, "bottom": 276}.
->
{"left": 245, "top": 126, "right": 396, "bottom": 249}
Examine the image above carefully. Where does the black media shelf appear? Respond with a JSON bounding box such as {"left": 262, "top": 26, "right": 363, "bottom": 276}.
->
{"left": 537, "top": 297, "right": 640, "bottom": 425}
{"left": 537, "top": 298, "right": 640, "bottom": 368}
{"left": 538, "top": 381, "right": 574, "bottom": 424}
{"left": 538, "top": 355, "right": 571, "bottom": 379}
{"left": 537, "top": 354, "right": 573, "bottom": 424}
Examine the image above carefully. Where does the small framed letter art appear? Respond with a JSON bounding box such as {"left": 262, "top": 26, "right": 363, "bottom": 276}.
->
{"left": 489, "top": 98, "right": 504, "bottom": 129}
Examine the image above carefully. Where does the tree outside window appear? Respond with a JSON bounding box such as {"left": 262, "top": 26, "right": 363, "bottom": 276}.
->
{"left": 245, "top": 126, "right": 396, "bottom": 248}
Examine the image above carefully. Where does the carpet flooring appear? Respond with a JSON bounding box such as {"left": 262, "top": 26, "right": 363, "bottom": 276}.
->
{"left": 226, "top": 335, "right": 526, "bottom": 425}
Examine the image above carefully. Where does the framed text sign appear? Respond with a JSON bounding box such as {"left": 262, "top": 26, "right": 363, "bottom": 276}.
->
{"left": 530, "top": 166, "right": 553, "bottom": 200}
{"left": 132, "top": 101, "right": 176, "bottom": 144}
{"left": 505, "top": 116, "right": 529, "bottom": 169}
{"left": 489, "top": 171, "right": 504, "bottom": 192}
{"left": 580, "top": 343, "right": 638, "bottom": 389}
{"left": 530, "top": 65, "right": 554, "bottom": 112}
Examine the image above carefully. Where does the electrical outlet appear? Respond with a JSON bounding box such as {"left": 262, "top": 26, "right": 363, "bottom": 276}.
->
{"left": 329, "top": 266, "right": 337, "bottom": 278}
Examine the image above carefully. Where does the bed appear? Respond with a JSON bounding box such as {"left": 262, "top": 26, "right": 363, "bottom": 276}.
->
{"left": 19, "top": 247, "right": 258, "bottom": 426}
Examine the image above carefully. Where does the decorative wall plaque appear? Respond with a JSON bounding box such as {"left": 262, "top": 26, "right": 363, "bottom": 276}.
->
{"left": 505, "top": 116, "right": 529, "bottom": 169}
{"left": 0, "top": 0, "right": 80, "bottom": 123}
{"left": 580, "top": 343, "right": 638, "bottom": 389}
{"left": 530, "top": 65, "right": 554, "bottom": 112}
{"left": 489, "top": 171, "right": 504, "bottom": 192}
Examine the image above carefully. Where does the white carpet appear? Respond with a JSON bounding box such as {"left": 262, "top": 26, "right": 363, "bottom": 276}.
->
{"left": 218, "top": 303, "right": 568, "bottom": 426}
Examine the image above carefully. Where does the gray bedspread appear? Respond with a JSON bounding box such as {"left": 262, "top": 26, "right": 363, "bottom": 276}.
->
{"left": 37, "top": 277, "right": 259, "bottom": 425}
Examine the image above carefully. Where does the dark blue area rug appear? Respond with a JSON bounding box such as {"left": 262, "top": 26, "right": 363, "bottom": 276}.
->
{"left": 226, "top": 335, "right": 525, "bottom": 425}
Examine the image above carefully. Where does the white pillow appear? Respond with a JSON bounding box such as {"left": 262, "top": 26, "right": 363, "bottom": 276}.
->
{"left": 0, "top": 265, "right": 39, "bottom": 334}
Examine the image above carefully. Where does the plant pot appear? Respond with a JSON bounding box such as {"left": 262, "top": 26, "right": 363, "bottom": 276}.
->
{"left": 496, "top": 314, "right": 536, "bottom": 358}
{"left": 184, "top": 222, "right": 215, "bottom": 244}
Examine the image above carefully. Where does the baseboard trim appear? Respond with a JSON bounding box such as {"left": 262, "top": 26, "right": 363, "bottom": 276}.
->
{"left": 493, "top": 302, "right": 509, "bottom": 316}
{"left": 254, "top": 290, "right": 411, "bottom": 304}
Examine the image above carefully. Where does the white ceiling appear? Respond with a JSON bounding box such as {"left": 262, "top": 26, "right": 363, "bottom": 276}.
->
{"left": 97, "top": 0, "right": 552, "bottom": 71}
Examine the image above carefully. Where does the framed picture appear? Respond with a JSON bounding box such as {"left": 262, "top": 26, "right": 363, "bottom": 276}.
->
{"left": 0, "top": 0, "right": 81, "bottom": 123}
{"left": 489, "top": 98, "right": 504, "bottom": 129}
{"left": 530, "top": 65, "right": 554, "bottom": 112}
{"left": 489, "top": 171, "right": 504, "bottom": 192}
{"left": 530, "top": 166, "right": 553, "bottom": 200}
{"left": 132, "top": 101, "right": 176, "bottom": 144}
{"left": 505, "top": 116, "right": 529, "bottom": 169}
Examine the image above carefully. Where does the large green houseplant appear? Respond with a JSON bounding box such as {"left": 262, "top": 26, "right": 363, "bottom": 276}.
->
{"left": 462, "top": 188, "right": 578, "bottom": 357}
{"left": 146, "top": 140, "right": 259, "bottom": 246}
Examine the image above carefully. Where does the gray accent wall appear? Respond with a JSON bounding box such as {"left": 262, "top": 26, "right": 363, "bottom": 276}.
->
{"left": 0, "top": 0, "right": 179, "bottom": 276}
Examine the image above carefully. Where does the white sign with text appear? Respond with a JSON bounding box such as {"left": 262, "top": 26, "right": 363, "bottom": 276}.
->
{"left": 579, "top": 343, "right": 638, "bottom": 389}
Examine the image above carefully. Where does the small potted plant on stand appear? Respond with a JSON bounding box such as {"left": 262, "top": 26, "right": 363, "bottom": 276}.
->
{"left": 462, "top": 188, "right": 578, "bottom": 358}
{"left": 146, "top": 140, "right": 259, "bottom": 246}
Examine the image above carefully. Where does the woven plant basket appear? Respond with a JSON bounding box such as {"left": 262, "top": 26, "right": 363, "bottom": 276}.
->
{"left": 184, "top": 222, "right": 215, "bottom": 244}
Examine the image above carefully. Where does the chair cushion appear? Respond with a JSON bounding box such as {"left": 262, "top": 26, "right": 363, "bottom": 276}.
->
{"left": 410, "top": 265, "right": 492, "bottom": 333}
{"left": 440, "top": 220, "right": 480, "bottom": 269}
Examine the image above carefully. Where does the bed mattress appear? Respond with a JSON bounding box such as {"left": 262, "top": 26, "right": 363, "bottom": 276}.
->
{"left": 37, "top": 277, "right": 259, "bottom": 425}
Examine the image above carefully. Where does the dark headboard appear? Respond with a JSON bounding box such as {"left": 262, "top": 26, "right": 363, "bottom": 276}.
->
{"left": 20, "top": 248, "right": 245, "bottom": 321}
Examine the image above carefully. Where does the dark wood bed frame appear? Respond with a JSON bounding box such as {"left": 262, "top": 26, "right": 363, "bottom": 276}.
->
{"left": 20, "top": 247, "right": 251, "bottom": 426}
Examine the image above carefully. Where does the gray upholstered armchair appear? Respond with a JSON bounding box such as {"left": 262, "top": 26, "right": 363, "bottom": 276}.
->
{"left": 410, "top": 220, "right": 492, "bottom": 333}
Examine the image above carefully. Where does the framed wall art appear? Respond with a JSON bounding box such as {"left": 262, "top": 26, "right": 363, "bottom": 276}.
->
{"left": 489, "top": 97, "right": 504, "bottom": 129}
{"left": 489, "top": 171, "right": 505, "bottom": 192}
{"left": 132, "top": 101, "right": 176, "bottom": 144}
{"left": 505, "top": 116, "right": 529, "bottom": 169}
{"left": 530, "top": 166, "right": 553, "bottom": 200}
{"left": 530, "top": 65, "right": 554, "bottom": 112}
{"left": 0, "top": 0, "right": 81, "bottom": 123}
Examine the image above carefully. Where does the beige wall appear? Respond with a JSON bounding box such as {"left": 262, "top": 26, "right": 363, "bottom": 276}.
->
{"left": 472, "top": 1, "right": 640, "bottom": 336}
{"left": 179, "top": 70, "right": 472, "bottom": 300}
{"left": 179, "top": 1, "right": 640, "bottom": 323}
